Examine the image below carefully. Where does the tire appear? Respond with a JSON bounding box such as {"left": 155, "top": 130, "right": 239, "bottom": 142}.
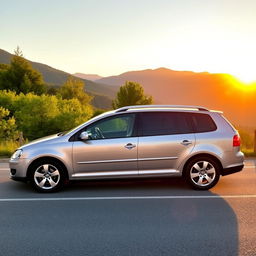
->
{"left": 184, "top": 156, "right": 220, "bottom": 190}
{"left": 29, "top": 159, "right": 65, "bottom": 193}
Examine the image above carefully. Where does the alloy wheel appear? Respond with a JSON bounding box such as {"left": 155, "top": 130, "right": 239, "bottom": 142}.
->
{"left": 190, "top": 161, "right": 216, "bottom": 187}
{"left": 34, "top": 164, "right": 60, "bottom": 190}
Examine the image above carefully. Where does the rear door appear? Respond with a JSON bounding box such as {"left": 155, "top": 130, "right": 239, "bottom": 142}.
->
{"left": 138, "top": 112, "right": 195, "bottom": 175}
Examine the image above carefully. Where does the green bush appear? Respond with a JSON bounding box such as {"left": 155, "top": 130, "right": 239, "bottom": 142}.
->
{"left": 242, "top": 149, "right": 256, "bottom": 157}
{"left": 237, "top": 127, "right": 255, "bottom": 157}
{"left": 239, "top": 129, "right": 254, "bottom": 149}
{"left": 0, "top": 90, "right": 93, "bottom": 140}
{"left": 0, "top": 140, "right": 22, "bottom": 157}
{"left": 0, "top": 106, "right": 19, "bottom": 140}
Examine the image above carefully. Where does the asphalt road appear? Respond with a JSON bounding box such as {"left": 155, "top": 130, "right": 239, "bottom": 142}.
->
{"left": 0, "top": 160, "right": 255, "bottom": 256}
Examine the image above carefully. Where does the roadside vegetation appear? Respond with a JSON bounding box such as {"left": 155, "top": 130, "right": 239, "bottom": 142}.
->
{"left": 0, "top": 140, "right": 23, "bottom": 157}
{"left": 0, "top": 48, "right": 153, "bottom": 157}
{"left": 237, "top": 127, "right": 256, "bottom": 157}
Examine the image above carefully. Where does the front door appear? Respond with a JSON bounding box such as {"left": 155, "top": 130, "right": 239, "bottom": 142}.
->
{"left": 72, "top": 113, "right": 138, "bottom": 178}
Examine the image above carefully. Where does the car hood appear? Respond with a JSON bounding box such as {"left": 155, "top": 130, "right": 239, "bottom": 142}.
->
{"left": 20, "top": 134, "right": 60, "bottom": 149}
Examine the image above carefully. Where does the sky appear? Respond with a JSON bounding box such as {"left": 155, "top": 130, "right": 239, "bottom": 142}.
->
{"left": 1, "top": 0, "right": 256, "bottom": 81}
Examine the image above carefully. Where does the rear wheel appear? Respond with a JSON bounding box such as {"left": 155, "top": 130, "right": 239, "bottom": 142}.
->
{"left": 29, "top": 160, "right": 65, "bottom": 192}
{"left": 184, "top": 157, "right": 220, "bottom": 190}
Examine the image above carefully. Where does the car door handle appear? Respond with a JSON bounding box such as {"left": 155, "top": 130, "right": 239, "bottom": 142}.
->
{"left": 181, "top": 140, "right": 192, "bottom": 146}
{"left": 125, "top": 143, "right": 136, "bottom": 150}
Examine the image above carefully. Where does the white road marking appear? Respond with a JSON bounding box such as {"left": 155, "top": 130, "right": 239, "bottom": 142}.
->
{"left": 0, "top": 195, "right": 256, "bottom": 202}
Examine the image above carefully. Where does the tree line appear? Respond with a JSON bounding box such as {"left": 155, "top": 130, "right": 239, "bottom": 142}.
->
{"left": 0, "top": 48, "right": 152, "bottom": 141}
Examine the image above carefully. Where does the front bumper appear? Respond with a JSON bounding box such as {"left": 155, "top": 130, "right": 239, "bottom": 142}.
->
{"left": 222, "top": 164, "right": 244, "bottom": 176}
{"left": 10, "top": 176, "right": 28, "bottom": 182}
{"left": 9, "top": 158, "right": 29, "bottom": 181}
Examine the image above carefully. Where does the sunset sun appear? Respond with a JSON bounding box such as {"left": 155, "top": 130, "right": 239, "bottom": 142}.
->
{"left": 232, "top": 72, "right": 256, "bottom": 90}
{"left": 235, "top": 72, "right": 256, "bottom": 84}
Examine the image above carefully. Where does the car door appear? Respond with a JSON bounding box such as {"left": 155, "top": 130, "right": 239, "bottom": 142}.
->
{"left": 138, "top": 112, "right": 195, "bottom": 175}
{"left": 72, "top": 113, "right": 138, "bottom": 178}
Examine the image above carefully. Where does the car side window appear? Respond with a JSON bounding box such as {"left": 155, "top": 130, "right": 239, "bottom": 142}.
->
{"left": 85, "top": 114, "right": 136, "bottom": 140}
{"left": 191, "top": 113, "right": 217, "bottom": 133}
{"left": 139, "top": 112, "right": 193, "bottom": 136}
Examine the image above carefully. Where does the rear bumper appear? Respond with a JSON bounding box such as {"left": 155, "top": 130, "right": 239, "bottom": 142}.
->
{"left": 221, "top": 164, "right": 244, "bottom": 176}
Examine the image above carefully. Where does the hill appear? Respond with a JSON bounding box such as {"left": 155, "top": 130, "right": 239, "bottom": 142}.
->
{"left": 97, "top": 68, "right": 256, "bottom": 127}
{"left": 73, "top": 73, "right": 103, "bottom": 81}
{"left": 0, "top": 49, "right": 115, "bottom": 108}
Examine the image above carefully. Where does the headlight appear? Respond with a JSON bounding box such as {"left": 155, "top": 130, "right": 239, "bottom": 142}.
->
{"left": 11, "top": 149, "right": 23, "bottom": 160}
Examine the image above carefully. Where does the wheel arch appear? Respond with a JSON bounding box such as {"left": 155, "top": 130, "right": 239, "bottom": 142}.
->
{"left": 26, "top": 156, "right": 69, "bottom": 181}
{"left": 181, "top": 153, "right": 224, "bottom": 177}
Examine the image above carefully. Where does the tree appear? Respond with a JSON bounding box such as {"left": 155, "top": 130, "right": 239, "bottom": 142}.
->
{"left": 58, "top": 76, "right": 92, "bottom": 105}
{"left": 14, "top": 46, "right": 23, "bottom": 57}
{"left": 112, "top": 81, "right": 153, "bottom": 109}
{"left": 47, "top": 85, "right": 59, "bottom": 95}
{"left": 0, "top": 47, "right": 46, "bottom": 95}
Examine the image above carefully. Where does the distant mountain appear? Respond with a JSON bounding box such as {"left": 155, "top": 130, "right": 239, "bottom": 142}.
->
{"left": 73, "top": 73, "right": 103, "bottom": 81}
{"left": 0, "top": 48, "right": 11, "bottom": 63}
{"left": 0, "top": 49, "right": 116, "bottom": 109}
{"left": 2, "top": 48, "right": 255, "bottom": 126}
{"left": 97, "top": 68, "right": 256, "bottom": 127}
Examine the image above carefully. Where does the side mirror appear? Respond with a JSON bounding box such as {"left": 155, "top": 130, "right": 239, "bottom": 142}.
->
{"left": 80, "top": 131, "right": 89, "bottom": 141}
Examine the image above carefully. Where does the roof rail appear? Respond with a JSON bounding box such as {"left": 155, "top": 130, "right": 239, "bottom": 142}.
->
{"left": 115, "top": 105, "right": 209, "bottom": 112}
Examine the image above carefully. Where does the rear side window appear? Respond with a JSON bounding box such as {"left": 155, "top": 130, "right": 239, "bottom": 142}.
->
{"left": 139, "top": 112, "right": 193, "bottom": 136}
{"left": 191, "top": 113, "right": 217, "bottom": 133}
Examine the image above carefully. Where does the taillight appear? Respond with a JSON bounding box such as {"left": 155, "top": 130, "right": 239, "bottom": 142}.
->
{"left": 233, "top": 134, "right": 241, "bottom": 147}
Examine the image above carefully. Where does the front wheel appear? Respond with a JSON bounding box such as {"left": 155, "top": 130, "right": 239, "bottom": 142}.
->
{"left": 184, "top": 157, "right": 220, "bottom": 190}
{"left": 29, "top": 160, "right": 65, "bottom": 192}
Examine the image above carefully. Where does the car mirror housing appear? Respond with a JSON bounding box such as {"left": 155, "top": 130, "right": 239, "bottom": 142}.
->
{"left": 80, "top": 131, "right": 89, "bottom": 141}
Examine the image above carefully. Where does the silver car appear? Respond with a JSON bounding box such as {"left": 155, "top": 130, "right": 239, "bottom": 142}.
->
{"left": 9, "top": 105, "right": 244, "bottom": 192}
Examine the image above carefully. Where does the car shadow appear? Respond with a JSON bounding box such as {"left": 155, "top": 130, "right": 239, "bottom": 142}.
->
{"left": 66, "top": 176, "right": 191, "bottom": 193}
{"left": 64, "top": 178, "right": 238, "bottom": 255}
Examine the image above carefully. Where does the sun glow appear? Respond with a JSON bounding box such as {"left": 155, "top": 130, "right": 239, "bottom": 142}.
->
{"left": 234, "top": 76, "right": 256, "bottom": 91}
{"left": 238, "top": 81, "right": 256, "bottom": 91}
{"left": 226, "top": 74, "right": 256, "bottom": 91}
{"left": 234, "top": 72, "right": 256, "bottom": 84}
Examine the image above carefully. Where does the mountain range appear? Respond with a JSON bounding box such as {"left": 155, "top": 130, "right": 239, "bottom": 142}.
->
{"left": 0, "top": 48, "right": 255, "bottom": 127}
{"left": 95, "top": 68, "right": 256, "bottom": 127}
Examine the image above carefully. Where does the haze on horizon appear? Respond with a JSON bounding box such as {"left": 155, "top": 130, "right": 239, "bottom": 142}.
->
{"left": 1, "top": 0, "right": 256, "bottom": 82}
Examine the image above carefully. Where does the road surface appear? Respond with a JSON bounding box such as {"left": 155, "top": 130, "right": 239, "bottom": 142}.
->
{"left": 0, "top": 160, "right": 255, "bottom": 256}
